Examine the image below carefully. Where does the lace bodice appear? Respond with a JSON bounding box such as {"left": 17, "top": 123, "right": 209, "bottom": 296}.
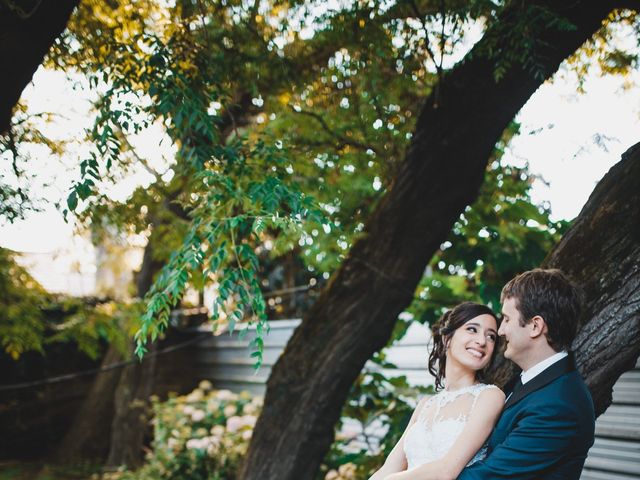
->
{"left": 403, "top": 383, "right": 498, "bottom": 471}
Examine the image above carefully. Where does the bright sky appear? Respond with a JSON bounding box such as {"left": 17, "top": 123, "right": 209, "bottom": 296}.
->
{"left": 1, "top": 34, "right": 639, "bottom": 294}
{"left": 506, "top": 71, "right": 639, "bottom": 220}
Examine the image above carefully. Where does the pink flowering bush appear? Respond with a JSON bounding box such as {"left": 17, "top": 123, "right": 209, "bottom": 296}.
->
{"left": 318, "top": 368, "right": 432, "bottom": 480}
{"left": 106, "top": 371, "right": 425, "bottom": 480}
{"left": 118, "top": 381, "right": 262, "bottom": 480}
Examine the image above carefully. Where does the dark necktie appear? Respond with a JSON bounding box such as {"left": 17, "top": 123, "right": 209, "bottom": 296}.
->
{"left": 512, "top": 377, "right": 523, "bottom": 395}
{"left": 505, "top": 376, "right": 523, "bottom": 403}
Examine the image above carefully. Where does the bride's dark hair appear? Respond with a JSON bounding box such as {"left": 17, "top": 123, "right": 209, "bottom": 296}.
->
{"left": 428, "top": 302, "right": 500, "bottom": 391}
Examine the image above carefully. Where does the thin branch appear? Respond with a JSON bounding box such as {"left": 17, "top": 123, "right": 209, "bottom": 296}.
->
{"left": 293, "top": 107, "right": 380, "bottom": 155}
{"left": 229, "top": 218, "right": 258, "bottom": 320}
{"left": 409, "top": 0, "right": 448, "bottom": 107}
{"left": 449, "top": 12, "right": 462, "bottom": 46}
{"left": 219, "top": 92, "right": 256, "bottom": 142}
{"left": 409, "top": 0, "right": 440, "bottom": 70}
{"left": 163, "top": 197, "right": 191, "bottom": 222}
{"left": 196, "top": 0, "right": 211, "bottom": 49}
{"left": 296, "top": 137, "right": 378, "bottom": 155}
{"left": 118, "top": 132, "right": 165, "bottom": 183}
{"left": 112, "top": 126, "right": 192, "bottom": 222}
{"left": 439, "top": 0, "right": 447, "bottom": 72}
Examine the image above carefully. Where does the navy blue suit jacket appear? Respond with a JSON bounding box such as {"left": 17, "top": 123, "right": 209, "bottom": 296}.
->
{"left": 458, "top": 354, "right": 595, "bottom": 479}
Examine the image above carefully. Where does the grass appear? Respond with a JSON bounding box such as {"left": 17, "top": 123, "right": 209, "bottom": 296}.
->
{"left": 0, "top": 461, "right": 102, "bottom": 480}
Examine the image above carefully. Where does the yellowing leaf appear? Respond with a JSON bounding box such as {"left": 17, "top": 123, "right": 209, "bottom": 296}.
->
{"left": 279, "top": 92, "right": 291, "bottom": 105}
{"left": 178, "top": 59, "right": 194, "bottom": 71}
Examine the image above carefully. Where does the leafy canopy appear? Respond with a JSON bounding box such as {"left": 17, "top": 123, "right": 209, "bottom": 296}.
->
{"left": 2, "top": 0, "right": 636, "bottom": 365}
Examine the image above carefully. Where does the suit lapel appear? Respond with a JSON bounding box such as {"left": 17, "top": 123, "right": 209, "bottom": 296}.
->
{"left": 503, "top": 353, "right": 576, "bottom": 410}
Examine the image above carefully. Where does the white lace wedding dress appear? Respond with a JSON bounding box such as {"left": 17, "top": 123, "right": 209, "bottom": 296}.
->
{"left": 403, "top": 383, "right": 498, "bottom": 470}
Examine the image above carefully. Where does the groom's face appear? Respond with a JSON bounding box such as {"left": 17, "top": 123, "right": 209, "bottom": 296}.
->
{"left": 499, "top": 297, "right": 531, "bottom": 368}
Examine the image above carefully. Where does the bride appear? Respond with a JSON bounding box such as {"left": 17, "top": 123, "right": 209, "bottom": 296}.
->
{"left": 369, "top": 302, "right": 505, "bottom": 480}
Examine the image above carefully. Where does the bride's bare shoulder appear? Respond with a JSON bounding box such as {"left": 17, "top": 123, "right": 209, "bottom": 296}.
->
{"left": 476, "top": 385, "right": 505, "bottom": 406}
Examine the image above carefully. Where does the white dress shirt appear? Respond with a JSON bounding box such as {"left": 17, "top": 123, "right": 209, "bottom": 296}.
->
{"left": 520, "top": 350, "right": 568, "bottom": 385}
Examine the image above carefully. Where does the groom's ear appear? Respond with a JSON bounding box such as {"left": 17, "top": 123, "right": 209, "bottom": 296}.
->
{"left": 528, "top": 315, "right": 548, "bottom": 339}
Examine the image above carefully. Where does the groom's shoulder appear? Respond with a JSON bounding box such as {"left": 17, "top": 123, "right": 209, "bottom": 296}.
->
{"left": 529, "top": 370, "right": 593, "bottom": 411}
{"left": 526, "top": 372, "right": 595, "bottom": 437}
{"left": 561, "top": 371, "right": 594, "bottom": 408}
{"left": 556, "top": 370, "right": 591, "bottom": 397}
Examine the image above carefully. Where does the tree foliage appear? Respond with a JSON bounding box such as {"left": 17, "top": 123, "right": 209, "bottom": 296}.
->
{"left": 1, "top": 1, "right": 639, "bottom": 472}
{"left": 3, "top": 0, "right": 633, "bottom": 365}
{"left": 0, "top": 247, "right": 130, "bottom": 360}
{"left": 0, "top": 248, "right": 47, "bottom": 359}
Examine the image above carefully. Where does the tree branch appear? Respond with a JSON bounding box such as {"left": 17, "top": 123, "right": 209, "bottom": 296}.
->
{"left": 0, "top": 0, "right": 79, "bottom": 134}
{"left": 292, "top": 107, "right": 380, "bottom": 155}
{"left": 241, "top": 1, "right": 627, "bottom": 478}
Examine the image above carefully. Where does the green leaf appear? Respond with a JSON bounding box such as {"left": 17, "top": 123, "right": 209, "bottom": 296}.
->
{"left": 67, "top": 191, "right": 78, "bottom": 211}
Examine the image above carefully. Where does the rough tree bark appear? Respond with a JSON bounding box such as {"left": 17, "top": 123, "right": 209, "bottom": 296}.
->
{"left": 0, "top": 0, "right": 79, "bottom": 134}
{"left": 104, "top": 236, "right": 164, "bottom": 467}
{"left": 240, "top": 2, "right": 630, "bottom": 479}
{"left": 54, "top": 345, "right": 123, "bottom": 462}
{"left": 544, "top": 142, "right": 640, "bottom": 416}
{"left": 104, "top": 342, "right": 158, "bottom": 468}
{"left": 56, "top": 231, "right": 164, "bottom": 464}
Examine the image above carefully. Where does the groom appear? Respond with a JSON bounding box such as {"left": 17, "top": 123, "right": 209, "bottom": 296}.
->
{"left": 458, "top": 268, "right": 595, "bottom": 479}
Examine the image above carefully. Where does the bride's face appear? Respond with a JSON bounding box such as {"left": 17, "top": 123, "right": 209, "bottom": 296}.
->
{"left": 446, "top": 314, "right": 498, "bottom": 371}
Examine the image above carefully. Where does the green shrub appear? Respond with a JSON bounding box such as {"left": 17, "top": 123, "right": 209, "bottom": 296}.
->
{"left": 116, "top": 381, "right": 262, "bottom": 480}
{"left": 105, "top": 368, "right": 427, "bottom": 480}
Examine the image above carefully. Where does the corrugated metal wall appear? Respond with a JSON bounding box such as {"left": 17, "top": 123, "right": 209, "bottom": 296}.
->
{"left": 194, "top": 320, "right": 640, "bottom": 478}
{"left": 581, "top": 359, "right": 640, "bottom": 480}
{"left": 193, "top": 320, "right": 432, "bottom": 396}
{"left": 194, "top": 319, "right": 300, "bottom": 396}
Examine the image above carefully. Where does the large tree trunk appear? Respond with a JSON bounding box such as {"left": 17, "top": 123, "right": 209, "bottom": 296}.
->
{"left": 105, "top": 343, "right": 158, "bottom": 468}
{"left": 544, "top": 142, "right": 640, "bottom": 416}
{"left": 52, "top": 346, "right": 122, "bottom": 462}
{"left": 56, "top": 233, "right": 164, "bottom": 465}
{"left": 240, "top": 2, "right": 625, "bottom": 479}
{"left": 0, "top": 0, "right": 79, "bottom": 134}
{"left": 104, "top": 238, "right": 164, "bottom": 467}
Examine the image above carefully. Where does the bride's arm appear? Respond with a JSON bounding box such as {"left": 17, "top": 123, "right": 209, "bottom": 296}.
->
{"left": 368, "top": 397, "right": 430, "bottom": 480}
{"left": 384, "top": 387, "right": 505, "bottom": 480}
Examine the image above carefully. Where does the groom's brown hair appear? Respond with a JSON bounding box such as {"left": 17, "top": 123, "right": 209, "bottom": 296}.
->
{"left": 501, "top": 268, "right": 583, "bottom": 352}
